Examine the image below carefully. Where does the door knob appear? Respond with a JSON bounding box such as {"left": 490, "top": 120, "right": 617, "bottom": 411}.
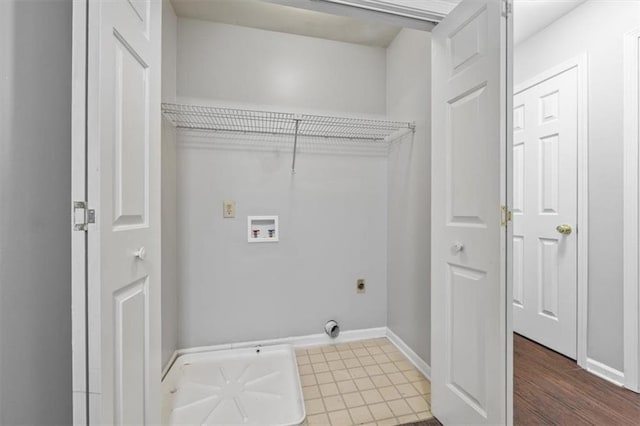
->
{"left": 134, "top": 247, "right": 146, "bottom": 260}
{"left": 556, "top": 224, "right": 572, "bottom": 235}
{"left": 452, "top": 242, "right": 464, "bottom": 253}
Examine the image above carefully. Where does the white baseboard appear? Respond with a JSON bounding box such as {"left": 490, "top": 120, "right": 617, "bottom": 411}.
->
{"left": 162, "top": 351, "right": 179, "bottom": 380}
{"left": 288, "top": 327, "right": 388, "bottom": 348}
{"left": 164, "top": 328, "right": 626, "bottom": 393}
{"left": 162, "top": 326, "right": 388, "bottom": 379}
{"left": 163, "top": 327, "right": 432, "bottom": 381}
{"left": 385, "top": 328, "right": 431, "bottom": 380}
{"left": 586, "top": 358, "right": 625, "bottom": 387}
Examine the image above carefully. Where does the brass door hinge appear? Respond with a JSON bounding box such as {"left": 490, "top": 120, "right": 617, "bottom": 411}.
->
{"left": 501, "top": 205, "right": 512, "bottom": 227}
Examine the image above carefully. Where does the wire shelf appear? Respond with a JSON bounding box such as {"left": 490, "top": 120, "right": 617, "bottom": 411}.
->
{"left": 161, "top": 103, "right": 414, "bottom": 143}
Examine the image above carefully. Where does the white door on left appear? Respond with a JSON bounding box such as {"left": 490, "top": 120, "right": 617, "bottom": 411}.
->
{"left": 84, "top": 0, "right": 162, "bottom": 423}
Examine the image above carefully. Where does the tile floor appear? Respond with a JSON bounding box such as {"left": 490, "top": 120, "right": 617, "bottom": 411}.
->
{"left": 296, "top": 338, "right": 432, "bottom": 426}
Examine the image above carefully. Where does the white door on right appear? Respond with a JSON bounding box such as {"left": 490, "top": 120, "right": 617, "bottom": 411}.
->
{"left": 513, "top": 67, "right": 578, "bottom": 359}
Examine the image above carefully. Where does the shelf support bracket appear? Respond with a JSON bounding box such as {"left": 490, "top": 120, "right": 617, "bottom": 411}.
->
{"left": 292, "top": 117, "right": 301, "bottom": 174}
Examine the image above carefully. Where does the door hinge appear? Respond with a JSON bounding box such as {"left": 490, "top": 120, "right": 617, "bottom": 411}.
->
{"left": 502, "top": 0, "right": 512, "bottom": 17}
{"left": 73, "top": 201, "right": 95, "bottom": 231}
{"left": 501, "top": 205, "right": 512, "bottom": 227}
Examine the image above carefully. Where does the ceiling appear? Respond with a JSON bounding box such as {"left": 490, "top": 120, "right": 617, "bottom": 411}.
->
{"left": 513, "top": 0, "right": 588, "bottom": 45}
{"left": 170, "top": 0, "right": 403, "bottom": 48}
{"left": 444, "top": 0, "right": 588, "bottom": 45}
{"left": 170, "top": 0, "right": 588, "bottom": 49}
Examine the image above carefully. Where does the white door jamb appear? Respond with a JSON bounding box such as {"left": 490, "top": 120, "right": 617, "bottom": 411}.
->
{"left": 623, "top": 28, "right": 640, "bottom": 394}
{"left": 71, "top": 0, "right": 89, "bottom": 423}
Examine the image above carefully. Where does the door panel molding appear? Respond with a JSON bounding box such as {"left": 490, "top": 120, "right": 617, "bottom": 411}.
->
{"left": 514, "top": 54, "right": 589, "bottom": 369}
{"left": 623, "top": 27, "right": 640, "bottom": 394}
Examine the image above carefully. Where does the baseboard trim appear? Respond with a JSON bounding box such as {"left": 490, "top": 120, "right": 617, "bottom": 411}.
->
{"left": 164, "top": 329, "right": 624, "bottom": 392}
{"left": 161, "top": 351, "right": 179, "bottom": 380}
{"left": 386, "top": 328, "right": 431, "bottom": 380}
{"left": 162, "top": 326, "right": 388, "bottom": 380}
{"left": 586, "top": 358, "right": 625, "bottom": 387}
{"left": 287, "top": 327, "right": 389, "bottom": 348}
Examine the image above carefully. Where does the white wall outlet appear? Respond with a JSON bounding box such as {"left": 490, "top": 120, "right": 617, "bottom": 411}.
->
{"left": 223, "top": 200, "right": 236, "bottom": 218}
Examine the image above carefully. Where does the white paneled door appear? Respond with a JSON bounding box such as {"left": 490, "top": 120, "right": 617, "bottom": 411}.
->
{"left": 431, "top": 0, "right": 511, "bottom": 424}
{"left": 82, "top": 0, "right": 162, "bottom": 423}
{"left": 513, "top": 67, "right": 578, "bottom": 359}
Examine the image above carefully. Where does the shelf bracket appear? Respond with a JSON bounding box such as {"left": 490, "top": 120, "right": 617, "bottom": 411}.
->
{"left": 291, "top": 116, "right": 301, "bottom": 174}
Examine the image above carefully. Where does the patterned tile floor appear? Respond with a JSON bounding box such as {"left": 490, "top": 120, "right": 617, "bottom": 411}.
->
{"left": 296, "top": 338, "right": 432, "bottom": 425}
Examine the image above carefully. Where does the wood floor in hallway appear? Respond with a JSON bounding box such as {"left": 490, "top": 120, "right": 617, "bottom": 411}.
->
{"left": 514, "top": 333, "right": 640, "bottom": 425}
{"left": 409, "top": 334, "right": 640, "bottom": 426}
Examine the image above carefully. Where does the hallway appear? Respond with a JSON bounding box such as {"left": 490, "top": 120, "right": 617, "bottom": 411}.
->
{"left": 514, "top": 334, "right": 640, "bottom": 425}
{"left": 409, "top": 335, "right": 640, "bottom": 426}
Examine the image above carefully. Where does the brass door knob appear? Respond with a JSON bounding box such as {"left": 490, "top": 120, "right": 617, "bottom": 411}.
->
{"left": 556, "top": 224, "right": 572, "bottom": 235}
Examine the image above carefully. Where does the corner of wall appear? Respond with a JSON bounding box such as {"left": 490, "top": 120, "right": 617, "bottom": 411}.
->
{"left": 385, "top": 27, "right": 432, "bottom": 365}
{"left": 161, "top": 0, "right": 179, "bottom": 367}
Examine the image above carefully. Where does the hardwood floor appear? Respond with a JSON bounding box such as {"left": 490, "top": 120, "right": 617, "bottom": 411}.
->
{"left": 514, "top": 333, "right": 640, "bottom": 425}
{"left": 406, "top": 334, "right": 640, "bottom": 426}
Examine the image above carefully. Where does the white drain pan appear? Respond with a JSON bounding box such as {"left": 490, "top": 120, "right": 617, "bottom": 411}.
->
{"left": 162, "top": 344, "right": 305, "bottom": 425}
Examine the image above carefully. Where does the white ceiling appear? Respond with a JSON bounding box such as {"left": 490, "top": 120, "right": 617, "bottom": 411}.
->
{"left": 170, "top": 0, "right": 403, "bottom": 48}
{"left": 513, "top": 0, "right": 588, "bottom": 45}
{"left": 170, "top": 0, "right": 588, "bottom": 49}
{"left": 444, "top": 0, "right": 588, "bottom": 46}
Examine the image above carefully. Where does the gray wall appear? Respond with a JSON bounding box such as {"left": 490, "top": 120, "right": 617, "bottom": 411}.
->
{"left": 176, "top": 19, "right": 387, "bottom": 115}
{"left": 177, "top": 144, "right": 389, "bottom": 348}
{"left": 515, "top": 0, "right": 640, "bottom": 371}
{"left": 175, "top": 20, "right": 389, "bottom": 348}
{"left": 0, "top": 0, "right": 73, "bottom": 424}
{"left": 161, "top": 0, "right": 179, "bottom": 368}
{"left": 386, "top": 29, "right": 432, "bottom": 364}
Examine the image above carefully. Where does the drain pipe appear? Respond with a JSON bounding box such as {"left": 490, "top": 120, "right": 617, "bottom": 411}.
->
{"left": 325, "top": 320, "right": 340, "bottom": 338}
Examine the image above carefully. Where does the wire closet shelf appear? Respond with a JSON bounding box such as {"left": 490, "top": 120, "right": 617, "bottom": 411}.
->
{"left": 162, "top": 103, "right": 414, "bottom": 141}
{"left": 161, "top": 102, "right": 415, "bottom": 172}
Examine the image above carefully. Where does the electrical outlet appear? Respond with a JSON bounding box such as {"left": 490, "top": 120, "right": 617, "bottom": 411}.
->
{"left": 223, "top": 200, "right": 236, "bottom": 218}
{"left": 357, "top": 278, "right": 365, "bottom": 294}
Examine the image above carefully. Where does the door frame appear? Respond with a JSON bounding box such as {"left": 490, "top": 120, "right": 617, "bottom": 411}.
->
{"left": 70, "top": 0, "right": 519, "bottom": 422}
{"left": 623, "top": 27, "right": 640, "bottom": 394}
{"left": 265, "top": 0, "right": 451, "bottom": 30}
{"left": 71, "top": 0, "right": 164, "bottom": 422}
{"left": 513, "top": 54, "right": 589, "bottom": 369}
{"left": 71, "top": 0, "right": 89, "bottom": 423}
{"left": 505, "top": 3, "right": 514, "bottom": 421}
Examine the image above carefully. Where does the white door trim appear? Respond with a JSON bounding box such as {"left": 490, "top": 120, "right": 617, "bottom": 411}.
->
{"left": 623, "top": 28, "right": 640, "bottom": 394}
{"left": 318, "top": 0, "right": 454, "bottom": 21}
{"left": 505, "top": 5, "right": 514, "bottom": 422}
{"left": 514, "top": 54, "right": 589, "bottom": 369}
{"left": 264, "top": 0, "right": 443, "bottom": 30}
{"left": 71, "top": 0, "right": 88, "bottom": 423}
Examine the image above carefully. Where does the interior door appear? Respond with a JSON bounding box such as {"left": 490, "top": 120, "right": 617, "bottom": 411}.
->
{"left": 431, "top": 0, "right": 512, "bottom": 424}
{"left": 513, "top": 68, "right": 578, "bottom": 359}
{"left": 86, "top": 0, "right": 162, "bottom": 423}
